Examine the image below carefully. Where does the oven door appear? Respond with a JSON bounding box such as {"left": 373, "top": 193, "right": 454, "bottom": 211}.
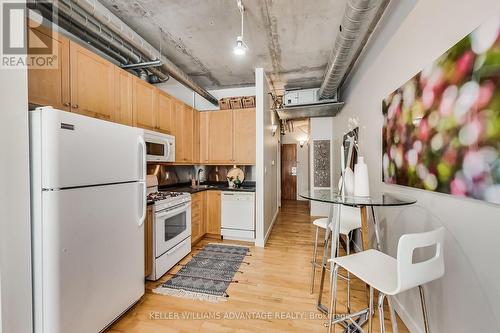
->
{"left": 155, "top": 203, "right": 191, "bottom": 257}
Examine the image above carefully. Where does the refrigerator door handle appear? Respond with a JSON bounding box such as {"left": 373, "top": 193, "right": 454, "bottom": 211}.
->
{"left": 139, "top": 182, "right": 146, "bottom": 226}
{"left": 138, "top": 136, "right": 146, "bottom": 182}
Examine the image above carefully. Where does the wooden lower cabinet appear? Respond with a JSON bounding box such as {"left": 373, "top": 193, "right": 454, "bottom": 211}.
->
{"left": 205, "top": 190, "right": 221, "bottom": 235}
{"left": 144, "top": 205, "right": 153, "bottom": 277}
{"left": 191, "top": 192, "right": 205, "bottom": 245}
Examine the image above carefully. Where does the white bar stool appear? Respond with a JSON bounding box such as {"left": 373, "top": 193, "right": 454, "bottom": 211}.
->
{"left": 310, "top": 205, "right": 363, "bottom": 313}
{"left": 328, "top": 227, "right": 445, "bottom": 333}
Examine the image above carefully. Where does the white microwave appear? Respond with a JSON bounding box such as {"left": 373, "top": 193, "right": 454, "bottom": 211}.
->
{"left": 143, "top": 130, "right": 175, "bottom": 162}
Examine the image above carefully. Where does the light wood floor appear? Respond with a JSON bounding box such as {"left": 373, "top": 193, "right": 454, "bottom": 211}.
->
{"left": 107, "top": 200, "right": 409, "bottom": 333}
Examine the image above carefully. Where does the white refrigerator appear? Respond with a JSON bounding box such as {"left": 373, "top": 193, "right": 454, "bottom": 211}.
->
{"left": 30, "top": 107, "right": 146, "bottom": 333}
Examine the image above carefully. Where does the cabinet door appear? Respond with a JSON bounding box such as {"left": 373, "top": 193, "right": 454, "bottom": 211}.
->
{"left": 208, "top": 110, "right": 233, "bottom": 163}
{"left": 183, "top": 105, "right": 194, "bottom": 163}
{"left": 171, "top": 100, "right": 184, "bottom": 162}
{"left": 199, "top": 112, "right": 209, "bottom": 163}
{"left": 193, "top": 110, "right": 200, "bottom": 163}
{"left": 233, "top": 108, "right": 256, "bottom": 164}
{"left": 206, "top": 191, "right": 221, "bottom": 235}
{"left": 144, "top": 206, "right": 153, "bottom": 277}
{"left": 191, "top": 192, "right": 205, "bottom": 244}
{"left": 70, "top": 41, "right": 114, "bottom": 120}
{"left": 28, "top": 28, "right": 70, "bottom": 111}
{"left": 157, "top": 91, "right": 172, "bottom": 134}
{"left": 113, "top": 68, "right": 134, "bottom": 126}
{"left": 133, "top": 77, "right": 158, "bottom": 131}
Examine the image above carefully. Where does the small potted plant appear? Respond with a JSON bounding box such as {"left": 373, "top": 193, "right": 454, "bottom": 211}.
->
{"left": 227, "top": 176, "right": 234, "bottom": 188}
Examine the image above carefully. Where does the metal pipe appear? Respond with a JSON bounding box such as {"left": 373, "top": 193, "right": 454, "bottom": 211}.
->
{"left": 121, "top": 60, "right": 162, "bottom": 70}
{"left": 319, "top": 0, "right": 389, "bottom": 100}
{"left": 36, "top": 4, "right": 129, "bottom": 64}
{"left": 72, "top": 0, "right": 218, "bottom": 105}
{"left": 41, "top": 0, "right": 171, "bottom": 83}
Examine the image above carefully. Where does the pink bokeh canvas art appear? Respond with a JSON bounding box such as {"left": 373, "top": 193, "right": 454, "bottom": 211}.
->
{"left": 382, "top": 14, "right": 500, "bottom": 204}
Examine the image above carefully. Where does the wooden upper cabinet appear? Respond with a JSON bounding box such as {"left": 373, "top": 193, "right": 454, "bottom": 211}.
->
{"left": 113, "top": 67, "right": 134, "bottom": 126}
{"left": 28, "top": 27, "right": 70, "bottom": 111}
{"left": 199, "top": 112, "right": 209, "bottom": 163}
{"left": 69, "top": 41, "right": 114, "bottom": 120}
{"left": 157, "top": 91, "right": 172, "bottom": 134}
{"left": 133, "top": 77, "right": 158, "bottom": 131}
{"left": 233, "top": 108, "right": 256, "bottom": 164}
{"left": 208, "top": 110, "right": 234, "bottom": 163}
{"left": 205, "top": 190, "right": 221, "bottom": 235}
{"left": 171, "top": 100, "right": 185, "bottom": 162}
{"left": 193, "top": 110, "right": 200, "bottom": 163}
{"left": 183, "top": 105, "right": 194, "bottom": 162}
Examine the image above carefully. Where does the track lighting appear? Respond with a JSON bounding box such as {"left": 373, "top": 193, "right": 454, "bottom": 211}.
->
{"left": 234, "top": 36, "right": 247, "bottom": 55}
{"left": 234, "top": 0, "right": 248, "bottom": 56}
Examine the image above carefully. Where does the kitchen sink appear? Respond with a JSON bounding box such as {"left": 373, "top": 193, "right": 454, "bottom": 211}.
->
{"left": 191, "top": 184, "right": 217, "bottom": 189}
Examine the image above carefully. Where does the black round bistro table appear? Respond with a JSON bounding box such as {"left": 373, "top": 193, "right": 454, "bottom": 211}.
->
{"left": 300, "top": 189, "right": 416, "bottom": 333}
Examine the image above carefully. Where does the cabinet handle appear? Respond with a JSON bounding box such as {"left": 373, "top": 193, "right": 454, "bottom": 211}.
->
{"left": 63, "top": 102, "right": 70, "bottom": 107}
{"left": 72, "top": 104, "right": 79, "bottom": 109}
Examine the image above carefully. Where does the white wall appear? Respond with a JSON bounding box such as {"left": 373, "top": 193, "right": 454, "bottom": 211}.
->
{"left": 157, "top": 77, "right": 255, "bottom": 110}
{"left": 281, "top": 125, "right": 310, "bottom": 200}
{"left": 336, "top": 1, "right": 500, "bottom": 332}
{"left": 309, "top": 117, "right": 334, "bottom": 216}
{"left": 0, "top": 3, "right": 33, "bottom": 332}
{"left": 156, "top": 77, "right": 196, "bottom": 107}
{"left": 255, "top": 68, "right": 279, "bottom": 247}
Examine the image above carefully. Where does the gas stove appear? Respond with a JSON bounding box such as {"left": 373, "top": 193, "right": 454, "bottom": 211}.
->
{"left": 145, "top": 175, "right": 192, "bottom": 281}
{"left": 147, "top": 191, "right": 185, "bottom": 202}
{"left": 146, "top": 176, "right": 191, "bottom": 212}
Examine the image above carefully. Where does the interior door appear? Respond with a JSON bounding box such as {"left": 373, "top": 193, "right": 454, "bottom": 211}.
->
{"left": 36, "top": 182, "right": 144, "bottom": 333}
{"left": 281, "top": 144, "right": 297, "bottom": 200}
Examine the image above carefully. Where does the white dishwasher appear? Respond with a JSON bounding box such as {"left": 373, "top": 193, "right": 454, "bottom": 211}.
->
{"left": 221, "top": 191, "right": 255, "bottom": 241}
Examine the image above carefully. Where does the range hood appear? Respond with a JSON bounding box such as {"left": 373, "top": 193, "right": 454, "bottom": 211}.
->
{"left": 276, "top": 100, "right": 345, "bottom": 120}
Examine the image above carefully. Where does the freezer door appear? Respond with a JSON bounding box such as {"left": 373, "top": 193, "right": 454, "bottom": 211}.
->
{"left": 31, "top": 107, "right": 145, "bottom": 189}
{"left": 33, "top": 182, "right": 145, "bottom": 333}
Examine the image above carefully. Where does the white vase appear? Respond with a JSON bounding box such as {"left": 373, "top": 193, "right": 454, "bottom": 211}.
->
{"left": 343, "top": 167, "right": 355, "bottom": 195}
{"left": 354, "top": 156, "right": 370, "bottom": 197}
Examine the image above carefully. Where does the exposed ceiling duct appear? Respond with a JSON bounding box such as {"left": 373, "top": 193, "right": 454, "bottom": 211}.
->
{"left": 318, "top": 0, "right": 390, "bottom": 100}
{"left": 276, "top": 100, "right": 345, "bottom": 120}
{"left": 33, "top": 0, "right": 219, "bottom": 106}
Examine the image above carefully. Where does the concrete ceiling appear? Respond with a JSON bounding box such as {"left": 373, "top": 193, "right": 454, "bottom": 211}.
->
{"left": 98, "top": 0, "right": 347, "bottom": 92}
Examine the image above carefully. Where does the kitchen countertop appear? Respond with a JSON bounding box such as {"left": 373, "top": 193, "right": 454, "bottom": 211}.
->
{"left": 159, "top": 181, "right": 256, "bottom": 194}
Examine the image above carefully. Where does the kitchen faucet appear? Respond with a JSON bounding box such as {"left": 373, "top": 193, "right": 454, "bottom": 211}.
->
{"left": 196, "top": 168, "right": 204, "bottom": 187}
